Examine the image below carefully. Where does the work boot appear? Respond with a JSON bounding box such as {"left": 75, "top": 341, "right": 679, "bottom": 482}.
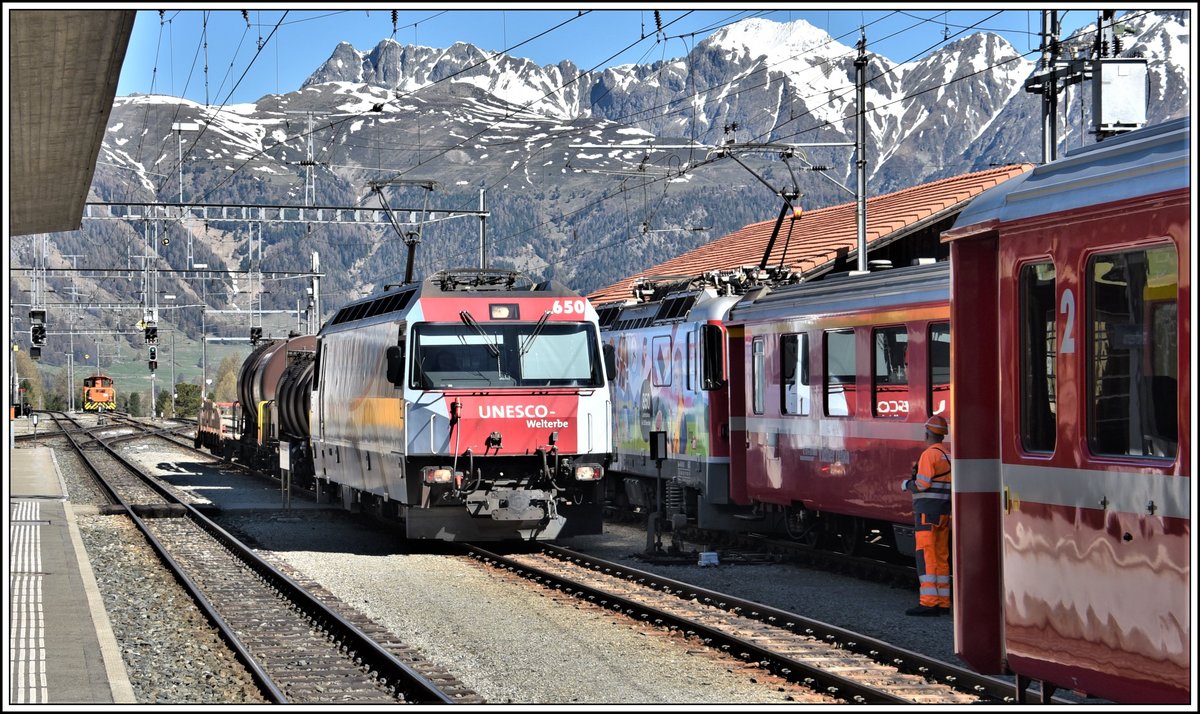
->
{"left": 905, "top": 604, "right": 941, "bottom": 616}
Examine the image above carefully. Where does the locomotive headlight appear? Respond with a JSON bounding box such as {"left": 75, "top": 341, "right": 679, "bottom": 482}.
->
{"left": 423, "top": 467, "right": 456, "bottom": 485}
{"left": 573, "top": 464, "right": 603, "bottom": 481}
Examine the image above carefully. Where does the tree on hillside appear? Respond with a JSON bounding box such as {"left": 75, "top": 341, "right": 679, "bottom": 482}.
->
{"left": 12, "top": 349, "right": 44, "bottom": 408}
{"left": 127, "top": 391, "right": 143, "bottom": 417}
{"left": 213, "top": 355, "right": 240, "bottom": 403}
{"left": 48, "top": 368, "right": 70, "bottom": 411}
{"left": 174, "top": 382, "right": 202, "bottom": 418}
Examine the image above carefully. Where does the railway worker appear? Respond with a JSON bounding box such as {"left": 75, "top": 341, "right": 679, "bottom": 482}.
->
{"left": 901, "top": 415, "right": 952, "bottom": 616}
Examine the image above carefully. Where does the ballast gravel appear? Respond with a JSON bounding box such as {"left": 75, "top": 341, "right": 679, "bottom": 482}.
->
{"left": 225, "top": 512, "right": 818, "bottom": 704}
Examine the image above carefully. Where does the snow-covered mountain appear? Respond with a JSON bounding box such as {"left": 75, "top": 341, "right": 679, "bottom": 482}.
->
{"left": 13, "top": 10, "right": 1191, "bottom": 361}
{"left": 301, "top": 10, "right": 1188, "bottom": 189}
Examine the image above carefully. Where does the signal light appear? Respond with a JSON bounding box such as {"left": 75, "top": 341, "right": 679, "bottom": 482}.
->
{"left": 31, "top": 324, "right": 46, "bottom": 345}
{"left": 250, "top": 326, "right": 262, "bottom": 345}
{"left": 148, "top": 346, "right": 158, "bottom": 361}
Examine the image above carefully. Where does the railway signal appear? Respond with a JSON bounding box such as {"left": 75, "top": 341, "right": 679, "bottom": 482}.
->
{"left": 250, "top": 326, "right": 262, "bottom": 345}
{"left": 145, "top": 325, "right": 158, "bottom": 343}
{"left": 148, "top": 345, "right": 158, "bottom": 371}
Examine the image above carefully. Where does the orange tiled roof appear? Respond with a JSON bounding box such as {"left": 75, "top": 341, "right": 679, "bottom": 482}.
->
{"left": 588, "top": 164, "right": 1034, "bottom": 305}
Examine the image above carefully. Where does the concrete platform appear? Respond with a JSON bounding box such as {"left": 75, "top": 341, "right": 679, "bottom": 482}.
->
{"left": 7, "top": 447, "right": 136, "bottom": 705}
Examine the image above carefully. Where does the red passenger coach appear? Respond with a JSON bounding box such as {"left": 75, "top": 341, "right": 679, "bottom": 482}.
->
{"left": 945, "top": 117, "right": 1190, "bottom": 704}
{"left": 725, "top": 262, "right": 951, "bottom": 554}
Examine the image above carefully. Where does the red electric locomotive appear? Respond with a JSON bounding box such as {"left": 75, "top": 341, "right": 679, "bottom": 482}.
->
{"left": 945, "top": 116, "right": 1190, "bottom": 704}
{"left": 197, "top": 269, "right": 614, "bottom": 542}
{"left": 724, "top": 261, "right": 951, "bottom": 554}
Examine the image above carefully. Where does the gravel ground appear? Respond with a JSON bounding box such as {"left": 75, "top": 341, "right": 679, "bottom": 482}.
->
{"left": 15, "top": 418, "right": 976, "bottom": 705}
{"left": 222, "top": 510, "right": 823, "bottom": 704}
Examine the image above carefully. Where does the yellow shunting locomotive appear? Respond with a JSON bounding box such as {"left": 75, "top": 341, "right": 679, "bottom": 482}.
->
{"left": 82, "top": 374, "right": 116, "bottom": 412}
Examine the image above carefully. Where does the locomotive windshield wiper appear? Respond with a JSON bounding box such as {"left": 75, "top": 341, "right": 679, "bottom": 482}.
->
{"left": 520, "top": 310, "right": 552, "bottom": 356}
{"left": 459, "top": 311, "right": 500, "bottom": 358}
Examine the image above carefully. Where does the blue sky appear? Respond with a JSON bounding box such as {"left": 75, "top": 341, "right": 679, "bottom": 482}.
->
{"left": 115, "top": 6, "right": 1099, "bottom": 105}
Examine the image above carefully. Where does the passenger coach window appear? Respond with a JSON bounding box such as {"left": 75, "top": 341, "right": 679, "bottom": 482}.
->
{"left": 1020, "top": 263, "right": 1058, "bottom": 452}
{"left": 781, "top": 333, "right": 810, "bottom": 415}
{"left": 752, "top": 337, "right": 765, "bottom": 414}
{"left": 872, "top": 327, "right": 909, "bottom": 418}
{"left": 928, "top": 323, "right": 950, "bottom": 416}
{"left": 1087, "top": 246, "right": 1178, "bottom": 459}
{"left": 824, "top": 329, "right": 855, "bottom": 416}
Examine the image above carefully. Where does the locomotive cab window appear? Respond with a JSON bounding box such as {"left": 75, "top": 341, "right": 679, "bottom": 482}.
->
{"left": 780, "top": 333, "right": 810, "bottom": 416}
{"left": 686, "top": 330, "right": 695, "bottom": 391}
{"left": 824, "top": 329, "right": 856, "bottom": 417}
{"left": 1019, "top": 262, "right": 1058, "bottom": 453}
{"left": 1087, "top": 246, "right": 1178, "bottom": 459}
{"left": 872, "top": 327, "right": 909, "bottom": 418}
{"left": 410, "top": 322, "right": 603, "bottom": 390}
{"left": 651, "top": 335, "right": 672, "bottom": 387}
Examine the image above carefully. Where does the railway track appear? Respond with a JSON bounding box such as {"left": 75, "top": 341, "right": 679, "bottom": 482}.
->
{"left": 33, "top": 411, "right": 1078, "bottom": 703}
{"left": 464, "top": 542, "right": 1028, "bottom": 705}
{"left": 47, "top": 411, "right": 479, "bottom": 704}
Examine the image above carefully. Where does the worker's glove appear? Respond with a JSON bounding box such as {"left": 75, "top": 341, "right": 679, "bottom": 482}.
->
{"left": 910, "top": 461, "right": 919, "bottom": 477}
{"left": 901, "top": 479, "right": 911, "bottom": 493}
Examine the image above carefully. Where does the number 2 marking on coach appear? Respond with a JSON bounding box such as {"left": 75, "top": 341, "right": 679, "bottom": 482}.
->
{"left": 1060, "top": 288, "right": 1076, "bottom": 354}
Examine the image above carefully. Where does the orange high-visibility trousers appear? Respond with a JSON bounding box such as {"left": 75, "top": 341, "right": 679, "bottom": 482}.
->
{"left": 914, "top": 512, "right": 951, "bottom": 608}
